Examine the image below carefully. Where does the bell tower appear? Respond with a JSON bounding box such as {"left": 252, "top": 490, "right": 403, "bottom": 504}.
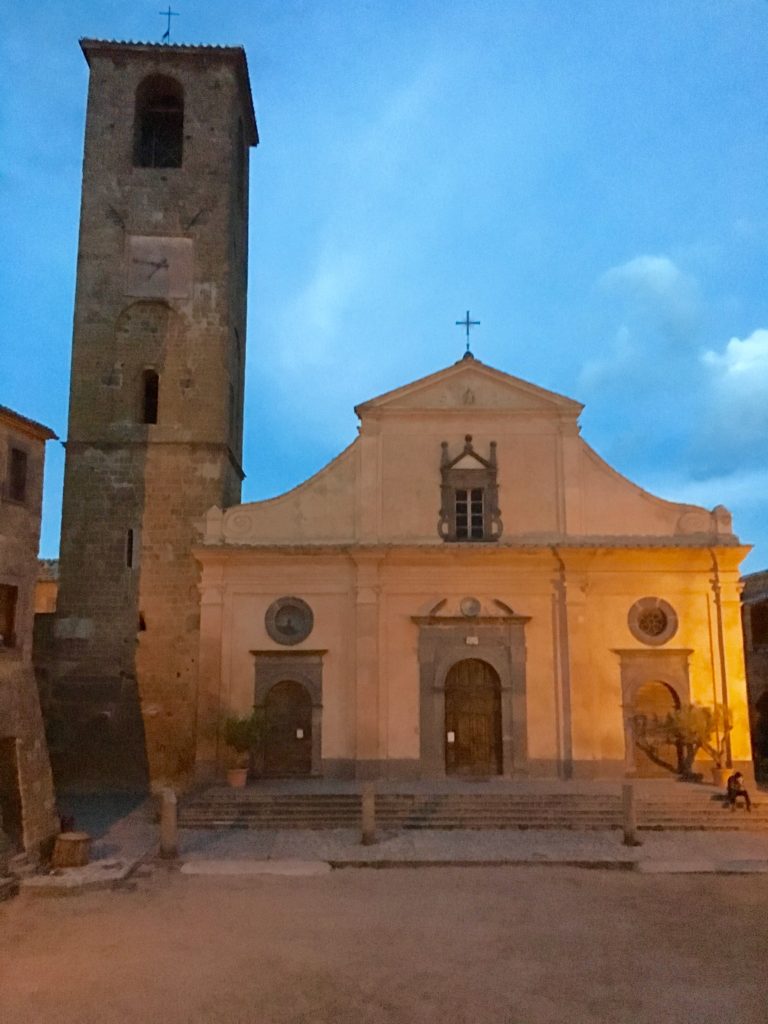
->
{"left": 51, "top": 40, "right": 258, "bottom": 787}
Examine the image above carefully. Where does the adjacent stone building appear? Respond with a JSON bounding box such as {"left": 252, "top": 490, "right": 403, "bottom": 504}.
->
{"left": 35, "top": 560, "right": 59, "bottom": 615}
{"left": 0, "top": 406, "right": 58, "bottom": 858}
{"left": 195, "top": 357, "right": 753, "bottom": 782}
{"left": 742, "top": 570, "right": 768, "bottom": 776}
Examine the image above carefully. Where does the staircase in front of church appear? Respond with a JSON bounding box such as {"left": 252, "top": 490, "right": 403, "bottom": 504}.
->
{"left": 178, "top": 789, "right": 768, "bottom": 832}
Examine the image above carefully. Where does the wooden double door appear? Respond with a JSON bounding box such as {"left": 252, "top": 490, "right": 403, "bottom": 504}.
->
{"left": 445, "top": 659, "right": 503, "bottom": 776}
{"left": 263, "top": 681, "right": 313, "bottom": 777}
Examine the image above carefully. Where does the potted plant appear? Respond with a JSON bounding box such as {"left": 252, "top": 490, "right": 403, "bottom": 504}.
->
{"left": 222, "top": 710, "right": 263, "bottom": 787}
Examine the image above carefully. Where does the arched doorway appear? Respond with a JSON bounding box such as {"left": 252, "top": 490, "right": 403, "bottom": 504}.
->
{"left": 264, "top": 681, "right": 312, "bottom": 777}
{"left": 632, "top": 680, "right": 681, "bottom": 777}
{"left": 444, "top": 659, "right": 502, "bottom": 776}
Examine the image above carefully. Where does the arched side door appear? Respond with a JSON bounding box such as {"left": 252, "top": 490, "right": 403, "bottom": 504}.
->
{"left": 263, "top": 681, "right": 312, "bottom": 777}
{"left": 445, "top": 659, "right": 502, "bottom": 776}
{"left": 632, "top": 680, "right": 681, "bottom": 777}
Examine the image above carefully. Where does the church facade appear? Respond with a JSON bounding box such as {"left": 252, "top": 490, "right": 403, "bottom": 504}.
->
{"left": 194, "top": 356, "right": 752, "bottom": 782}
{"left": 44, "top": 38, "right": 752, "bottom": 791}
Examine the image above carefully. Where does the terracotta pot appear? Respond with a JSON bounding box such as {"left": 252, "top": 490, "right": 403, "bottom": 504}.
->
{"left": 227, "top": 767, "right": 248, "bottom": 788}
{"left": 711, "top": 766, "right": 727, "bottom": 787}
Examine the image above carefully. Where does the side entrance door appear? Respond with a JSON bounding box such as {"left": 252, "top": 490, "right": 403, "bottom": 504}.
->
{"left": 445, "top": 659, "right": 502, "bottom": 776}
{"left": 263, "top": 681, "right": 313, "bottom": 777}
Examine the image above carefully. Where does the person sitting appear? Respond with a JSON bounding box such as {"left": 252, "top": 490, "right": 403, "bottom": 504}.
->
{"left": 726, "top": 771, "right": 752, "bottom": 812}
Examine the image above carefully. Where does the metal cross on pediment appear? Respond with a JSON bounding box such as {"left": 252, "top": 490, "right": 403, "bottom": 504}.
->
{"left": 160, "top": 5, "right": 180, "bottom": 43}
{"left": 455, "top": 310, "right": 480, "bottom": 354}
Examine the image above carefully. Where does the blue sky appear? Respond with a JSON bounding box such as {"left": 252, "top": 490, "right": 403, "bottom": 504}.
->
{"left": 1, "top": 0, "right": 767, "bottom": 570}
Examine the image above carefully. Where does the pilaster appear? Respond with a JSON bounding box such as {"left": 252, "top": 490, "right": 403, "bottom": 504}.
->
{"left": 352, "top": 552, "right": 383, "bottom": 775}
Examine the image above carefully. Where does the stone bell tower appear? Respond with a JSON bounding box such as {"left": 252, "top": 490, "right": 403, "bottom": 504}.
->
{"left": 50, "top": 40, "right": 258, "bottom": 788}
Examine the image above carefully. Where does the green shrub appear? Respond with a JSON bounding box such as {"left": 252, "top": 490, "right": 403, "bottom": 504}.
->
{"left": 222, "top": 711, "right": 264, "bottom": 755}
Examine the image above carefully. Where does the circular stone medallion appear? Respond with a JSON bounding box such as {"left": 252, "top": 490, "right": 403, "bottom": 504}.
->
{"left": 265, "top": 596, "right": 314, "bottom": 646}
{"left": 628, "top": 597, "right": 678, "bottom": 647}
{"left": 460, "top": 596, "right": 481, "bottom": 618}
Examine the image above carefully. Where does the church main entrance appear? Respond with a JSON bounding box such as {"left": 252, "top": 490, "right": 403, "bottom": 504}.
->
{"left": 444, "top": 659, "right": 502, "bottom": 776}
{"left": 263, "top": 681, "right": 312, "bottom": 777}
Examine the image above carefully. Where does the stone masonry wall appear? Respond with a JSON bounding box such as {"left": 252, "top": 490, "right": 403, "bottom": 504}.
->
{"left": 50, "top": 42, "right": 255, "bottom": 789}
{"left": 0, "top": 409, "right": 58, "bottom": 854}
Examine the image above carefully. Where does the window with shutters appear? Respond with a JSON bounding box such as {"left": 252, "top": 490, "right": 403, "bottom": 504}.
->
{"left": 6, "top": 448, "right": 28, "bottom": 503}
{"left": 438, "top": 435, "right": 502, "bottom": 542}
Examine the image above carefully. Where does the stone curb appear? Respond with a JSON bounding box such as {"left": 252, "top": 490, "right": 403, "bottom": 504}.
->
{"left": 180, "top": 859, "right": 332, "bottom": 876}
{"left": 170, "top": 856, "right": 768, "bottom": 874}
{"left": 19, "top": 857, "right": 143, "bottom": 897}
{"left": 329, "top": 858, "right": 768, "bottom": 873}
{"left": 328, "top": 858, "right": 635, "bottom": 870}
{"left": 175, "top": 857, "right": 768, "bottom": 874}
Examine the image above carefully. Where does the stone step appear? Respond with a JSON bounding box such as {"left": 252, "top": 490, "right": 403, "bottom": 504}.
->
{"left": 180, "top": 815, "right": 767, "bottom": 829}
{"left": 178, "top": 790, "right": 768, "bottom": 831}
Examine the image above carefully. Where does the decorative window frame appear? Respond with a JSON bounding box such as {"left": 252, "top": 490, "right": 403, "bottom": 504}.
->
{"left": 251, "top": 650, "right": 325, "bottom": 777}
{"left": 265, "top": 596, "right": 314, "bottom": 646}
{"left": 627, "top": 596, "right": 679, "bottom": 647}
{"left": 438, "top": 435, "right": 502, "bottom": 542}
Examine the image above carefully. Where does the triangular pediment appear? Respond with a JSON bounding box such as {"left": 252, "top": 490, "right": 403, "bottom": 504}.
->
{"left": 354, "top": 356, "right": 583, "bottom": 418}
{"left": 452, "top": 453, "right": 485, "bottom": 469}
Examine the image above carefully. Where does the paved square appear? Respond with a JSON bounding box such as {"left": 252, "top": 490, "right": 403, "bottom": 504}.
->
{"left": 1, "top": 867, "right": 767, "bottom": 1023}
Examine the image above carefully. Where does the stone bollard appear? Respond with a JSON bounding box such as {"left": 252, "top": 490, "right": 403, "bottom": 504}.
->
{"left": 361, "top": 783, "right": 376, "bottom": 846}
{"left": 159, "top": 787, "right": 178, "bottom": 859}
{"left": 622, "top": 781, "right": 642, "bottom": 847}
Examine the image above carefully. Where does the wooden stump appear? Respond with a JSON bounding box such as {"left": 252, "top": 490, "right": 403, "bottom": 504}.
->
{"left": 52, "top": 831, "right": 91, "bottom": 868}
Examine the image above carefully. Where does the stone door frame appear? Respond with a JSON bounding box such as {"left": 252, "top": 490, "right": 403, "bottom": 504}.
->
{"left": 613, "top": 648, "right": 692, "bottom": 776}
{"left": 413, "top": 612, "right": 530, "bottom": 778}
{"left": 251, "top": 650, "right": 325, "bottom": 777}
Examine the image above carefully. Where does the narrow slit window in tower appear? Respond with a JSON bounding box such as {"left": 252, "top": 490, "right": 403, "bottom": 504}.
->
{"left": 126, "top": 529, "right": 136, "bottom": 569}
{"left": 143, "top": 370, "right": 159, "bottom": 424}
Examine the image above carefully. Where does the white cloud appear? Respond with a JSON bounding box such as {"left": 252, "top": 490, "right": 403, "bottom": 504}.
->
{"left": 702, "top": 328, "right": 768, "bottom": 441}
{"left": 600, "top": 254, "right": 700, "bottom": 335}
{"left": 578, "top": 323, "right": 634, "bottom": 388}
{"left": 580, "top": 254, "right": 703, "bottom": 392}
{"left": 278, "top": 247, "right": 366, "bottom": 368}
{"left": 703, "top": 327, "right": 768, "bottom": 382}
